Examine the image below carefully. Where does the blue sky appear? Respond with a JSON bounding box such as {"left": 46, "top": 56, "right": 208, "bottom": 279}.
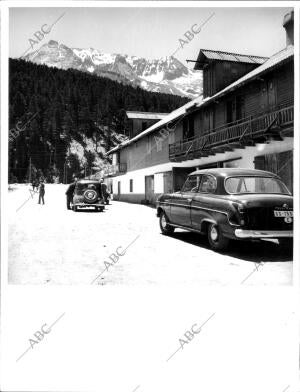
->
{"left": 9, "top": 6, "right": 292, "bottom": 64}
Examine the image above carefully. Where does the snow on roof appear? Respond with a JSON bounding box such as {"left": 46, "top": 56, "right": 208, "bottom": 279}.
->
{"left": 126, "top": 111, "right": 169, "bottom": 120}
{"left": 107, "top": 46, "right": 293, "bottom": 156}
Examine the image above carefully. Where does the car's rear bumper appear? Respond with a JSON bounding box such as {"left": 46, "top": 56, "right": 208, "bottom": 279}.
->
{"left": 235, "top": 229, "right": 293, "bottom": 239}
{"left": 74, "top": 203, "right": 105, "bottom": 208}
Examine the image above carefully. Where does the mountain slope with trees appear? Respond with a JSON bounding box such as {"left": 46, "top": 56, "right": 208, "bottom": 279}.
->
{"left": 9, "top": 59, "right": 189, "bottom": 183}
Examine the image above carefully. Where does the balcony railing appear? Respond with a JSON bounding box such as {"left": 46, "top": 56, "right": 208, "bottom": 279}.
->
{"left": 103, "top": 163, "right": 127, "bottom": 176}
{"left": 169, "top": 104, "right": 293, "bottom": 162}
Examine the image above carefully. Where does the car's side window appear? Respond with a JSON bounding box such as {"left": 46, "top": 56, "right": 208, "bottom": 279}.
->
{"left": 198, "top": 174, "right": 217, "bottom": 193}
{"left": 182, "top": 175, "right": 201, "bottom": 193}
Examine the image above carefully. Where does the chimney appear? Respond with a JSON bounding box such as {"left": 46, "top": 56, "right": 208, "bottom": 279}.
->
{"left": 283, "top": 11, "right": 294, "bottom": 46}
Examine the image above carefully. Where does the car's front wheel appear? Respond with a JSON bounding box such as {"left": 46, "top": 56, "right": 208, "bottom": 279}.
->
{"left": 159, "top": 212, "right": 174, "bottom": 235}
{"left": 207, "top": 223, "right": 229, "bottom": 251}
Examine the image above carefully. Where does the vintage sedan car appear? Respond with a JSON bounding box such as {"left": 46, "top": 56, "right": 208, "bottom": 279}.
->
{"left": 156, "top": 168, "right": 293, "bottom": 251}
{"left": 72, "top": 179, "right": 105, "bottom": 212}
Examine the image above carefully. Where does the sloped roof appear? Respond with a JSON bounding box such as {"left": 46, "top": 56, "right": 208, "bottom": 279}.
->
{"left": 107, "top": 99, "right": 201, "bottom": 154}
{"left": 107, "top": 45, "right": 293, "bottom": 156}
{"left": 194, "top": 49, "right": 268, "bottom": 70}
{"left": 126, "top": 111, "right": 168, "bottom": 120}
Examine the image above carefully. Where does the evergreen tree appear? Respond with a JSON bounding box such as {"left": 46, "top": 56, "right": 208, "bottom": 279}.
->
{"left": 9, "top": 58, "right": 189, "bottom": 182}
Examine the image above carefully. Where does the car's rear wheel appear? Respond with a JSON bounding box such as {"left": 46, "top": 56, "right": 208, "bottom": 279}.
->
{"left": 207, "top": 223, "right": 229, "bottom": 251}
{"left": 73, "top": 205, "right": 78, "bottom": 212}
{"left": 159, "top": 212, "right": 174, "bottom": 235}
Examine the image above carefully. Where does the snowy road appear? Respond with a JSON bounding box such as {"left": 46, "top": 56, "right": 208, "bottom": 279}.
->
{"left": 8, "top": 184, "right": 292, "bottom": 285}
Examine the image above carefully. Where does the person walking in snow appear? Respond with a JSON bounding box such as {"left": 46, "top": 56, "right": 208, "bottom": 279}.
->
{"left": 32, "top": 180, "right": 37, "bottom": 192}
{"left": 99, "top": 178, "right": 109, "bottom": 204}
{"left": 38, "top": 181, "right": 45, "bottom": 205}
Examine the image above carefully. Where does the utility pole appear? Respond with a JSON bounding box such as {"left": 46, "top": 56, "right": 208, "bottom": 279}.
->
{"left": 29, "top": 157, "right": 32, "bottom": 184}
{"left": 63, "top": 161, "right": 66, "bottom": 184}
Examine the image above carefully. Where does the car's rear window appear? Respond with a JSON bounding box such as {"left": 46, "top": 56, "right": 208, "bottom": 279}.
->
{"left": 225, "top": 176, "right": 290, "bottom": 195}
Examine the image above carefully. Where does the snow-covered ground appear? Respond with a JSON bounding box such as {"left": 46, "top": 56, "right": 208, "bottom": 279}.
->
{"left": 8, "top": 184, "right": 292, "bottom": 285}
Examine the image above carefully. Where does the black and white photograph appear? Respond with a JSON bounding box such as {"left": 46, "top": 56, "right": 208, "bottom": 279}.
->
{"left": 0, "top": 2, "right": 299, "bottom": 392}
{"left": 6, "top": 5, "right": 295, "bottom": 285}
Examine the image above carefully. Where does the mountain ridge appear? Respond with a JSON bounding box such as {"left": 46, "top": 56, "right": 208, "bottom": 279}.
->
{"left": 22, "top": 40, "right": 202, "bottom": 99}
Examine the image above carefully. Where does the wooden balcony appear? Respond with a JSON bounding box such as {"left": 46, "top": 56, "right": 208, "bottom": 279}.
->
{"left": 169, "top": 104, "right": 294, "bottom": 162}
{"left": 103, "top": 163, "right": 127, "bottom": 176}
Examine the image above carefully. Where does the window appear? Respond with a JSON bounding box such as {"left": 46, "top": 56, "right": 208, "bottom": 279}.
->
{"left": 129, "top": 179, "right": 133, "bottom": 192}
{"left": 199, "top": 175, "right": 217, "bottom": 193}
{"left": 142, "top": 121, "right": 148, "bottom": 131}
{"left": 181, "top": 175, "right": 200, "bottom": 193}
{"left": 225, "top": 176, "right": 290, "bottom": 195}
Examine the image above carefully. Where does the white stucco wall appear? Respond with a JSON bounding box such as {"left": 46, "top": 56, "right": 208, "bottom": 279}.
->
{"left": 111, "top": 137, "right": 293, "bottom": 196}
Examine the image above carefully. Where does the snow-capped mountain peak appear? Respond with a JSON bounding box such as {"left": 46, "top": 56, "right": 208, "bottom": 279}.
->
{"left": 22, "top": 41, "right": 202, "bottom": 99}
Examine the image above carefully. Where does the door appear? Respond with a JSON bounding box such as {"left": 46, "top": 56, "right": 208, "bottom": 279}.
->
{"left": 183, "top": 116, "right": 195, "bottom": 140}
{"left": 236, "top": 95, "right": 245, "bottom": 120}
{"left": 204, "top": 108, "right": 214, "bottom": 133}
{"left": 170, "top": 175, "right": 200, "bottom": 227}
{"left": 191, "top": 174, "right": 218, "bottom": 230}
{"left": 261, "top": 78, "right": 277, "bottom": 111}
{"left": 267, "top": 79, "right": 276, "bottom": 109}
{"left": 145, "top": 175, "right": 155, "bottom": 204}
{"left": 163, "top": 171, "right": 173, "bottom": 194}
{"left": 226, "top": 100, "right": 234, "bottom": 124}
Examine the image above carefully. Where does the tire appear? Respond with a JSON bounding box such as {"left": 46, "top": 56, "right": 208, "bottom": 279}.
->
{"left": 83, "top": 189, "right": 97, "bottom": 204}
{"left": 73, "top": 205, "right": 78, "bottom": 212}
{"left": 207, "top": 223, "right": 229, "bottom": 251}
{"left": 159, "top": 212, "right": 174, "bottom": 235}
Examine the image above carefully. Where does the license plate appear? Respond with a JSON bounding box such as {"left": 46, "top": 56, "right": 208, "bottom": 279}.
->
{"left": 274, "top": 210, "right": 293, "bottom": 217}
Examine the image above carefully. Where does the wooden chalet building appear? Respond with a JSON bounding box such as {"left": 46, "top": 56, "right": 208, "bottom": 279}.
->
{"left": 125, "top": 111, "right": 168, "bottom": 139}
{"left": 105, "top": 11, "right": 294, "bottom": 204}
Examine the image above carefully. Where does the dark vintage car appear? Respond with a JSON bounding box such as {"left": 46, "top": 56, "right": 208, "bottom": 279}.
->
{"left": 72, "top": 179, "right": 105, "bottom": 212}
{"left": 156, "top": 168, "right": 293, "bottom": 251}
